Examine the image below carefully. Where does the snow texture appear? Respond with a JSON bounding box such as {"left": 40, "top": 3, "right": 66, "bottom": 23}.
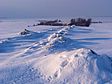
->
{"left": 0, "top": 18, "right": 112, "bottom": 84}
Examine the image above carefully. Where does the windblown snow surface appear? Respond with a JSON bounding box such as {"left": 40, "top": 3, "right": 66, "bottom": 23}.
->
{"left": 0, "top": 19, "right": 112, "bottom": 84}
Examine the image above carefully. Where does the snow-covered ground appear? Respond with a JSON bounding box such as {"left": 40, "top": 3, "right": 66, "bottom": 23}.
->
{"left": 0, "top": 18, "right": 112, "bottom": 84}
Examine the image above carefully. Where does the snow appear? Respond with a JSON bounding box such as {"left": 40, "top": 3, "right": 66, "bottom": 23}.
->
{"left": 0, "top": 18, "right": 112, "bottom": 84}
{"left": 33, "top": 48, "right": 112, "bottom": 84}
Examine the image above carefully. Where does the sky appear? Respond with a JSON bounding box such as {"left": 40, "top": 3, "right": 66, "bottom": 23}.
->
{"left": 0, "top": 0, "right": 112, "bottom": 18}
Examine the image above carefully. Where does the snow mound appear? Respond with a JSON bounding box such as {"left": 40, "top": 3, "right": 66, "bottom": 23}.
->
{"left": 47, "top": 26, "right": 71, "bottom": 42}
{"left": 18, "top": 27, "right": 75, "bottom": 56}
{"left": 22, "top": 26, "right": 91, "bottom": 55}
{"left": 33, "top": 48, "right": 112, "bottom": 84}
{"left": 42, "top": 27, "right": 78, "bottom": 52}
{"left": 45, "top": 32, "right": 73, "bottom": 52}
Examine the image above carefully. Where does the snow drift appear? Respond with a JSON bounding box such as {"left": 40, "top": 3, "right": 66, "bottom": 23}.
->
{"left": 0, "top": 48, "right": 111, "bottom": 84}
{"left": 23, "top": 26, "right": 85, "bottom": 55}
{"left": 33, "top": 48, "right": 112, "bottom": 84}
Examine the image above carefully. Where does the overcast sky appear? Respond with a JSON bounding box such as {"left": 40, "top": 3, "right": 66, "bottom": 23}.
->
{"left": 0, "top": 0, "right": 112, "bottom": 18}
